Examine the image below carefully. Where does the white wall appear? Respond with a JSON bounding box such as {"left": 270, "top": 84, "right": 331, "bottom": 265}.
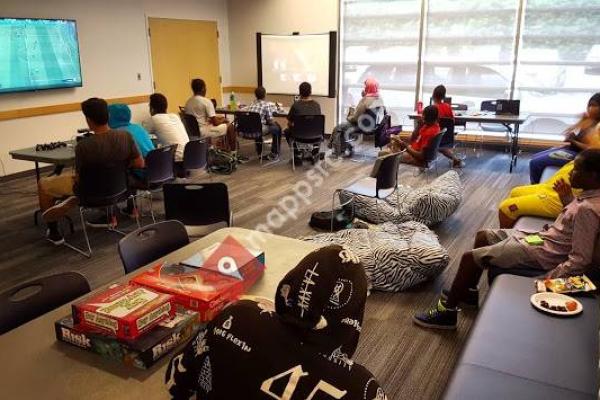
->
{"left": 227, "top": 0, "right": 339, "bottom": 131}
{"left": 0, "top": 0, "right": 230, "bottom": 176}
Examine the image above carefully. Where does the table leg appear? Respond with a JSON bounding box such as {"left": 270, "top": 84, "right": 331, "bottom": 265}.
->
{"left": 34, "top": 161, "right": 40, "bottom": 181}
{"left": 510, "top": 124, "right": 520, "bottom": 173}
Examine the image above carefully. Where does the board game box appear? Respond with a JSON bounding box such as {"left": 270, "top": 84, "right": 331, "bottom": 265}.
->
{"left": 130, "top": 237, "right": 265, "bottom": 321}
{"left": 55, "top": 310, "right": 201, "bottom": 369}
{"left": 72, "top": 284, "right": 175, "bottom": 340}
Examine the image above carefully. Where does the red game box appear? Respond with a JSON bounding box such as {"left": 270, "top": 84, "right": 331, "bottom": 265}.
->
{"left": 130, "top": 236, "right": 265, "bottom": 321}
{"left": 72, "top": 284, "right": 175, "bottom": 340}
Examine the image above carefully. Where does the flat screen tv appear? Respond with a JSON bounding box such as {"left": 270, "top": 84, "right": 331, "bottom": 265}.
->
{"left": 0, "top": 18, "right": 83, "bottom": 94}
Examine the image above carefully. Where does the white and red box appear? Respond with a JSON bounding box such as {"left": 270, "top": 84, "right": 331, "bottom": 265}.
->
{"left": 130, "top": 236, "right": 265, "bottom": 321}
{"left": 72, "top": 284, "right": 175, "bottom": 340}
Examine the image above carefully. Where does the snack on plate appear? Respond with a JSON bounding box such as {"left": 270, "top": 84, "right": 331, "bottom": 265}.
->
{"left": 540, "top": 275, "right": 597, "bottom": 294}
{"left": 72, "top": 284, "right": 175, "bottom": 340}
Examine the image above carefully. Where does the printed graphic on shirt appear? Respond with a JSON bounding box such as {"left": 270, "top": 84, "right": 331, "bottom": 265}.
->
{"left": 280, "top": 284, "right": 293, "bottom": 307}
{"left": 198, "top": 356, "right": 212, "bottom": 393}
{"left": 261, "top": 365, "right": 348, "bottom": 400}
{"left": 298, "top": 263, "right": 320, "bottom": 318}
{"left": 325, "top": 346, "right": 354, "bottom": 370}
{"left": 364, "top": 377, "right": 387, "bottom": 400}
{"left": 327, "top": 278, "right": 354, "bottom": 310}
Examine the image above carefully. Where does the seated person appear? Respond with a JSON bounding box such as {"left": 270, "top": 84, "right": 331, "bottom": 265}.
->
{"left": 142, "top": 93, "right": 189, "bottom": 161}
{"left": 184, "top": 78, "right": 237, "bottom": 151}
{"left": 329, "top": 78, "right": 383, "bottom": 158}
{"left": 498, "top": 161, "right": 581, "bottom": 228}
{"left": 430, "top": 84, "right": 463, "bottom": 168}
{"left": 242, "top": 86, "right": 282, "bottom": 160}
{"left": 166, "top": 245, "right": 387, "bottom": 399}
{"left": 529, "top": 92, "right": 600, "bottom": 183}
{"left": 108, "top": 103, "right": 155, "bottom": 158}
{"left": 414, "top": 149, "right": 600, "bottom": 330}
{"left": 285, "top": 82, "right": 322, "bottom": 164}
{"left": 386, "top": 105, "right": 440, "bottom": 167}
{"left": 39, "top": 98, "right": 144, "bottom": 244}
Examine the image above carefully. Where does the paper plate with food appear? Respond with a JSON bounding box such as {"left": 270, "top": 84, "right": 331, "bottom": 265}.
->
{"left": 535, "top": 275, "right": 597, "bottom": 294}
{"left": 530, "top": 292, "right": 582, "bottom": 316}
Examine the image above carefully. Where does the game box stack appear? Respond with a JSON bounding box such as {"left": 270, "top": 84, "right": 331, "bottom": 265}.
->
{"left": 55, "top": 309, "right": 200, "bottom": 369}
{"left": 130, "top": 238, "right": 265, "bottom": 321}
{"left": 55, "top": 284, "right": 202, "bottom": 369}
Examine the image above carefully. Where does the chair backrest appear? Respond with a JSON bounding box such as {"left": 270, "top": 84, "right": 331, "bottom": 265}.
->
{"left": 77, "top": 162, "right": 129, "bottom": 207}
{"left": 145, "top": 145, "right": 176, "bottom": 187}
{"left": 291, "top": 115, "right": 325, "bottom": 141}
{"left": 163, "top": 182, "right": 230, "bottom": 227}
{"left": 375, "top": 152, "right": 401, "bottom": 196}
{"left": 183, "top": 139, "right": 208, "bottom": 171}
{"left": 439, "top": 117, "right": 455, "bottom": 137}
{"left": 481, "top": 100, "right": 497, "bottom": 112}
{"left": 0, "top": 272, "right": 90, "bottom": 334}
{"left": 179, "top": 112, "right": 201, "bottom": 138}
{"left": 423, "top": 129, "right": 447, "bottom": 163}
{"left": 235, "top": 112, "right": 263, "bottom": 139}
{"left": 118, "top": 220, "right": 190, "bottom": 274}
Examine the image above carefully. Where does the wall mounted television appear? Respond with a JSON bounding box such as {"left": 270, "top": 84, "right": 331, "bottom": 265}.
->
{"left": 0, "top": 18, "right": 83, "bottom": 94}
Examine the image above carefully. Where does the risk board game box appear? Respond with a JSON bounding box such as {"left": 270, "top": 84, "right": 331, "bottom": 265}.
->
{"left": 55, "top": 310, "right": 201, "bottom": 369}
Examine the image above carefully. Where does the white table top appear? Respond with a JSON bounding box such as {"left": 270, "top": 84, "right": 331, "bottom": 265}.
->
{"left": 0, "top": 227, "right": 321, "bottom": 399}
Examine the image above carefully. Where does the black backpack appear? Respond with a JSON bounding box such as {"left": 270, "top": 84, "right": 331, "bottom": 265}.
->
{"left": 207, "top": 148, "right": 237, "bottom": 174}
{"left": 309, "top": 208, "right": 353, "bottom": 231}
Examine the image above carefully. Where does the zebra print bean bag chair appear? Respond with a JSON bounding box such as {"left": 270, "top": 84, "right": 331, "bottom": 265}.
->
{"left": 339, "top": 170, "right": 462, "bottom": 226}
{"left": 303, "top": 221, "right": 449, "bottom": 291}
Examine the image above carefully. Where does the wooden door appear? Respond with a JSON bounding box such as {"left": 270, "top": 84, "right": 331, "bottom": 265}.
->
{"left": 148, "top": 18, "right": 221, "bottom": 113}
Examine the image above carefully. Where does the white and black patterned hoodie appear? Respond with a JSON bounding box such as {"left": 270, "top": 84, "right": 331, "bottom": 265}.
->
{"left": 165, "top": 244, "right": 387, "bottom": 400}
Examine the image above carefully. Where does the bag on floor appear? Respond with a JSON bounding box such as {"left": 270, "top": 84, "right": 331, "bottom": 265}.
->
{"left": 208, "top": 148, "right": 237, "bottom": 174}
{"left": 309, "top": 208, "right": 353, "bottom": 231}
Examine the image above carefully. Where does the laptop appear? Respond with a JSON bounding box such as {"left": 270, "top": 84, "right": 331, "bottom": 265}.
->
{"left": 495, "top": 99, "right": 520, "bottom": 115}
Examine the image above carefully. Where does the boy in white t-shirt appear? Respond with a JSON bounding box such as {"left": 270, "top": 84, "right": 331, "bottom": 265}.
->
{"left": 184, "top": 78, "right": 237, "bottom": 151}
{"left": 142, "top": 93, "right": 189, "bottom": 161}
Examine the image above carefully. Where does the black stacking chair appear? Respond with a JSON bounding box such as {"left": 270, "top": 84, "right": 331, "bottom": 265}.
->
{"left": 289, "top": 114, "right": 325, "bottom": 171}
{"left": 0, "top": 272, "right": 90, "bottom": 334}
{"left": 348, "top": 107, "right": 390, "bottom": 156}
{"left": 163, "top": 182, "right": 232, "bottom": 237}
{"left": 69, "top": 162, "right": 138, "bottom": 257}
{"left": 331, "top": 152, "right": 401, "bottom": 231}
{"left": 118, "top": 220, "right": 190, "bottom": 274}
{"left": 178, "top": 139, "right": 209, "bottom": 178}
{"left": 421, "top": 128, "right": 447, "bottom": 172}
{"left": 234, "top": 111, "right": 272, "bottom": 163}
{"left": 438, "top": 117, "right": 456, "bottom": 149}
{"left": 179, "top": 112, "right": 201, "bottom": 139}
{"left": 132, "top": 145, "right": 176, "bottom": 223}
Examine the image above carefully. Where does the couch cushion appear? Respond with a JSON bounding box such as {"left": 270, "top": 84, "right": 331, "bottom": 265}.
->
{"left": 513, "top": 216, "right": 552, "bottom": 232}
{"left": 540, "top": 166, "right": 561, "bottom": 183}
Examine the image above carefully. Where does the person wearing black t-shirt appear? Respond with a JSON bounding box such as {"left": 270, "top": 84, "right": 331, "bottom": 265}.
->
{"left": 285, "top": 82, "right": 322, "bottom": 165}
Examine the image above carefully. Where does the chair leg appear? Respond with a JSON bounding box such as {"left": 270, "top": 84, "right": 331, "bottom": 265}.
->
{"left": 76, "top": 207, "right": 92, "bottom": 257}
{"left": 148, "top": 192, "right": 156, "bottom": 224}
{"left": 291, "top": 142, "right": 296, "bottom": 172}
{"left": 330, "top": 189, "right": 340, "bottom": 232}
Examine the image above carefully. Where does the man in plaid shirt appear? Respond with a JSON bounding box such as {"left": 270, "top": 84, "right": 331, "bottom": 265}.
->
{"left": 244, "top": 87, "right": 282, "bottom": 160}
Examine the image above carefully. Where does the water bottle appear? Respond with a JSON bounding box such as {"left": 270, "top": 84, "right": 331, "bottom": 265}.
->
{"left": 229, "top": 92, "right": 237, "bottom": 110}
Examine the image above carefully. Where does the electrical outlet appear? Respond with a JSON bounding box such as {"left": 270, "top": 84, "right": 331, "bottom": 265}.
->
{"left": 137, "top": 73, "right": 142, "bottom": 81}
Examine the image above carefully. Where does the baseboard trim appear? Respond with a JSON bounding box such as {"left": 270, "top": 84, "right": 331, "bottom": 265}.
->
{"left": 0, "top": 166, "right": 53, "bottom": 183}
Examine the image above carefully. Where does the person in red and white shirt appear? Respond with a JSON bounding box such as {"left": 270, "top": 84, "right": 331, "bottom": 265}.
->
{"left": 388, "top": 105, "right": 440, "bottom": 167}
{"left": 431, "top": 84, "right": 464, "bottom": 168}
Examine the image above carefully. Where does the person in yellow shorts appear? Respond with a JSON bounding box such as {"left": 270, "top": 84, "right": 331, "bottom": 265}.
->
{"left": 498, "top": 161, "right": 580, "bottom": 228}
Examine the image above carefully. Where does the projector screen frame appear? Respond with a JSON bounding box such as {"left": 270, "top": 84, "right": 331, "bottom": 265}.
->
{"left": 0, "top": 17, "right": 83, "bottom": 95}
{"left": 256, "top": 31, "right": 337, "bottom": 98}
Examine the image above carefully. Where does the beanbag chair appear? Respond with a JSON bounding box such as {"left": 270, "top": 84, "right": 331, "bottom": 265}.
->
{"left": 339, "top": 170, "right": 462, "bottom": 226}
{"left": 303, "top": 221, "right": 449, "bottom": 291}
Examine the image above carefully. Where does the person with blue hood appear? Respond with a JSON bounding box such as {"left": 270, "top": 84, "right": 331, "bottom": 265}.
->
{"left": 108, "top": 103, "right": 155, "bottom": 158}
{"left": 165, "top": 244, "right": 387, "bottom": 400}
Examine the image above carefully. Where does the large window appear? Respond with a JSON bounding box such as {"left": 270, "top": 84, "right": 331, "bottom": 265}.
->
{"left": 339, "top": 0, "right": 600, "bottom": 135}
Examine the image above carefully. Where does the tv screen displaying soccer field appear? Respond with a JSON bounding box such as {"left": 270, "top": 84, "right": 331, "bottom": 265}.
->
{"left": 0, "top": 18, "right": 82, "bottom": 94}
